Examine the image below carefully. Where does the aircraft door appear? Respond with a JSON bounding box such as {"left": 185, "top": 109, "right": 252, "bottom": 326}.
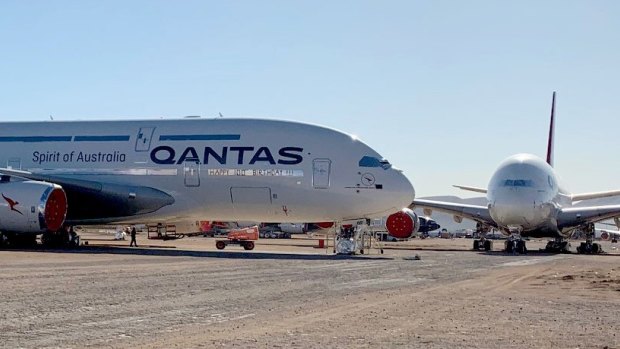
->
{"left": 230, "top": 187, "right": 272, "bottom": 216}
{"left": 135, "top": 127, "right": 156, "bottom": 152}
{"left": 312, "top": 159, "right": 331, "bottom": 188}
{"left": 184, "top": 164, "right": 200, "bottom": 187}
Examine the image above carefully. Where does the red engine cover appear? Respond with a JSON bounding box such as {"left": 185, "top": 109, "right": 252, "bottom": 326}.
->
{"left": 315, "top": 222, "right": 335, "bottom": 229}
{"left": 0, "top": 181, "right": 67, "bottom": 233}
{"left": 600, "top": 231, "right": 610, "bottom": 241}
{"left": 44, "top": 188, "right": 67, "bottom": 232}
{"left": 385, "top": 208, "right": 419, "bottom": 239}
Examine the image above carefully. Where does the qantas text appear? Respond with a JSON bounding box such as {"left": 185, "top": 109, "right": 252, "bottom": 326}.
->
{"left": 150, "top": 146, "right": 304, "bottom": 165}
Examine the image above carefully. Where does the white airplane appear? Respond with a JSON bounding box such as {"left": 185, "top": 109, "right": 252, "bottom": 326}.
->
{"left": 412, "top": 92, "right": 620, "bottom": 254}
{"left": 0, "top": 118, "right": 416, "bottom": 247}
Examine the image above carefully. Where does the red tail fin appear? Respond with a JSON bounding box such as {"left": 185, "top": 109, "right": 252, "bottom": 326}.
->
{"left": 546, "top": 92, "right": 556, "bottom": 167}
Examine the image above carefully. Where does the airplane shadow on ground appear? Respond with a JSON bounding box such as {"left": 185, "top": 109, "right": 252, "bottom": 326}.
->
{"left": 5, "top": 245, "right": 395, "bottom": 261}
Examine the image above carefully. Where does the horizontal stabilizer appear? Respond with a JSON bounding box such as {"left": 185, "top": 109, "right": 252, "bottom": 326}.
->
{"left": 453, "top": 185, "right": 487, "bottom": 194}
{"left": 571, "top": 190, "right": 620, "bottom": 202}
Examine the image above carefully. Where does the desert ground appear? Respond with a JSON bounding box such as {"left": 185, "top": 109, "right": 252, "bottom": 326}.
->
{"left": 0, "top": 232, "right": 618, "bottom": 349}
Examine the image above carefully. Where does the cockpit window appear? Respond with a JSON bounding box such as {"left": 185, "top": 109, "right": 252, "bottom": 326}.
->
{"left": 359, "top": 156, "right": 392, "bottom": 170}
{"left": 503, "top": 179, "right": 533, "bottom": 187}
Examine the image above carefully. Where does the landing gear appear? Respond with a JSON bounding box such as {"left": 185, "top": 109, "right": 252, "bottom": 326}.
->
{"left": 576, "top": 223, "right": 603, "bottom": 254}
{"left": 577, "top": 241, "right": 602, "bottom": 254}
{"left": 503, "top": 227, "right": 526, "bottom": 254}
{"left": 335, "top": 225, "right": 360, "bottom": 255}
{"left": 505, "top": 239, "right": 527, "bottom": 254}
{"left": 544, "top": 237, "right": 571, "bottom": 253}
{"left": 472, "top": 239, "right": 493, "bottom": 251}
{"left": 41, "top": 226, "right": 80, "bottom": 248}
{"left": 333, "top": 221, "right": 382, "bottom": 255}
{"left": 0, "top": 233, "right": 37, "bottom": 248}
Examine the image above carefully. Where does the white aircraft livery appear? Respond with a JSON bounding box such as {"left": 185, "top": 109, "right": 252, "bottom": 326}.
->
{"left": 413, "top": 92, "right": 620, "bottom": 254}
{"left": 0, "top": 118, "right": 416, "bottom": 246}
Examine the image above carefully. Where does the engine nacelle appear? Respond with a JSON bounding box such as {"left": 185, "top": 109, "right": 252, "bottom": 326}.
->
{"left": 418, "top": 216, "right": 440, "bottom": 233}
{"left": 385, "top": 208, "right": 420, "bottom": 239}
{"left": 0, "top": 181, "right": 67, "bottom": 234}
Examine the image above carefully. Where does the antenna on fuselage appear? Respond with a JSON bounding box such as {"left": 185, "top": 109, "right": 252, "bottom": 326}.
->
{"left": 546, "top": 91, "right": 556, "bottom": 167}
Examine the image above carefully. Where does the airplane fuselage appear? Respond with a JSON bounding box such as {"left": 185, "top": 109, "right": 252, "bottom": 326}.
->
{"left": 487, "top": 154, "right": 571, "bottom": 237}
{"left": 0, "top": 118, "right": 414, "bottom": 227}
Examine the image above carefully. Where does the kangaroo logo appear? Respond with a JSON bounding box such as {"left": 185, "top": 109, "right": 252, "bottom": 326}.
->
{"left": 2, "top": 193, "right": 23, "bottom": 215}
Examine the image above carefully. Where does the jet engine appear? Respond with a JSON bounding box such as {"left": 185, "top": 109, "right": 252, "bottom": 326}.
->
{"left": 385, "top": 208, "right": 420, "bottom": 239}
{"left": 0, "top": 181, "right": 67, "bottom": 234}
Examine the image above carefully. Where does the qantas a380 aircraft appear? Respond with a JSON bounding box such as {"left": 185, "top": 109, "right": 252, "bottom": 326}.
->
{"left": 0, "top": 118, "right": 416, "bottom": 247}
{"left": 413, "top": 92, "right": 620, "bottom": 254}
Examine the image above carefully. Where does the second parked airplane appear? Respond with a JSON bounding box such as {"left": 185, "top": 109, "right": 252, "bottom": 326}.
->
{"left": 413, "top": 92, "right": 620, "bottom": 253}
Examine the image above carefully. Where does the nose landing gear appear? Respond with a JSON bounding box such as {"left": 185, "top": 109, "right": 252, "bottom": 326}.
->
{"left": 333, "top": 221, "right": 384, "bottom": 255}
{"left": 504, "top": 227, "right": 526, "bottom": 254}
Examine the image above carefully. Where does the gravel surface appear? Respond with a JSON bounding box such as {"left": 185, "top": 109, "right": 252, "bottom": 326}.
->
{"left": 0, "top": 235, "right": 618, "bottom": 348}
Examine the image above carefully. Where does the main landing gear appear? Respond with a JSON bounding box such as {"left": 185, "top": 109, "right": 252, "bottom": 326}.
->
{"left": 41, "top": 226, "right": 80, "bottom": 248}
{"left": 544, "top": 237, "right": 571, "bottom": 253}
{"left": 576, "top": 224, "right": 602, "bottom": 254}
{"left": 472, "top": 223, "right": 493, "bottom": 251}
{"left": 0, "top": 232, "right": 37, "bottom": 248}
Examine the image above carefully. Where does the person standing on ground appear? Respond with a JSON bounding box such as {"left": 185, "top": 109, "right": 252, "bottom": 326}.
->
{"left": 130, "top": 226, "right": 138, "bottom": 247}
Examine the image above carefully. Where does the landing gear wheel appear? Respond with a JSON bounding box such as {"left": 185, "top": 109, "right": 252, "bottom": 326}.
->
{"left": 473, "top": 240, "right": 481, "bottom": 251}
{"left": 483, "top": 240, "right": 493, "bottom": 251}
{"left": 592, "top": 243, "right": 600, "bottom": 254}
{"left": 516, "top": 240, "right": 527, "bottom": 254}
{"left": 215, "top": 241, "right": 226, "bottom": 250}
{"left": 577, "top": 242, "right": 586, "bottom": 254}
{"left": 243, "top": 241, "right": 255, "bottom": 250}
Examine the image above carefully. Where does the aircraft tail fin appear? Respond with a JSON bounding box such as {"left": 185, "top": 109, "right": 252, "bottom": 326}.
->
{"left": 546, "top": 91, "right": 556, "bottom": 167}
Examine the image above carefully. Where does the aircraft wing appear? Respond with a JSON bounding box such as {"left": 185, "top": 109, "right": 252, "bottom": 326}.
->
{"left": 0, "top": 168, "right": 174, "bottom": 223}
{"left": 570, "top": 190, "right": 620, "bottom": 202}
{"left": 452, "top": 185, "right": 487, "bottom": 194}
{"left": 557, "top": 204, "right": 620, "bottom": 231}
{"left": 411, "top": 199, "right": 496, "bottom": 227}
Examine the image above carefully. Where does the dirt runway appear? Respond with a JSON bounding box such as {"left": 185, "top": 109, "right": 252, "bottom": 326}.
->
{"left": 0, "top": 235, "right": 618, "bottom": 348}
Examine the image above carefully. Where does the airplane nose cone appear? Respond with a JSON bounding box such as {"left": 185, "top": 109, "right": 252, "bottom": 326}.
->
{"left": 490, "top": 190, "right": 545, "bottom": 229}
{"left": 393, "top": 169, "right": 415, "bottom": 209}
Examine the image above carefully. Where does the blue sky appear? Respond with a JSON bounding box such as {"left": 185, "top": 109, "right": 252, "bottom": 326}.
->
{"left": 1, "top": 1, "right": 619, "bottom": 197}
